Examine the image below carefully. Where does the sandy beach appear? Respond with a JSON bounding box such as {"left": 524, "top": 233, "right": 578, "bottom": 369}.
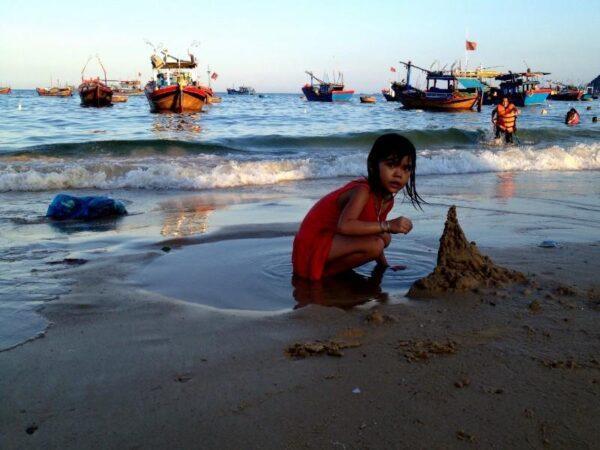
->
{"left": 1, "top": 222, "right": 599, "bottom": 448}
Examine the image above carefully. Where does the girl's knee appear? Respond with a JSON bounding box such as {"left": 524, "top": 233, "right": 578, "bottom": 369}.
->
{"left": 381, "top": 232, "right": 391, "bottom": 248}
{"left": 368, "top": 236, "right": 385, "bottom": 258}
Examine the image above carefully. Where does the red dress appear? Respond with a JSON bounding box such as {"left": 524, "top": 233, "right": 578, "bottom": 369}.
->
{"left": 292, "top": 178, "right": 394, "bottom": 280}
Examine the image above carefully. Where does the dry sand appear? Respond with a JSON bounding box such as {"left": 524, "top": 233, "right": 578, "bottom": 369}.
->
{"left": 1, "top": 242, "right": 599, "bottom": 449}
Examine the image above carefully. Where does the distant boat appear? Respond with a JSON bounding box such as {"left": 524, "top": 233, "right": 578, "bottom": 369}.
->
{"left": 360, "top": 95, "right": 376, "bottom": 103}
{"left": 112, "top": 94, "right": 128, "bottom": 103}
{"left": 110, "top": 79, "right": 144, "bottom": 96}
{"left": 382, "top": 81, "right": 408, "bottom": 102}
{"left": 397, "top": 61, "right": 481, "bottom": 111}
{"left": 0, "top": 87, "right": 11, "bottom": 95}
{"left": 36, "top": 86, "right": 73, "bottom": 97}
{"left": 144, "top": 49, "right": 211, "bottom": 113}
{"left": 227, "top": 86, "right": 256, "bottom": 95}
{"left": 488, "top": 70, "right": 552, "bottom": 106}
{"left": 302, "top": 71, "right": 354, "bottom": 102}
{"left": 548, "top": 85, "right": 583, "bottom": 101}
{"left": 79, "top": 79, "right": 113, "bottom": 107}
{"left": 78, "top": 56, "right": 113, "bottom": 107}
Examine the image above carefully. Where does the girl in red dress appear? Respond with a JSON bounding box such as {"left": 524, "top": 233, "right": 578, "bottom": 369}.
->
{"left": 292, "top": 134, "right": 424, "bottom": 280}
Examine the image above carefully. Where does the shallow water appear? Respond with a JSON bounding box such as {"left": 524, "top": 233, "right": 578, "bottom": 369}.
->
{"left": 0, "top": 91, "right": 599, "bottom": 349}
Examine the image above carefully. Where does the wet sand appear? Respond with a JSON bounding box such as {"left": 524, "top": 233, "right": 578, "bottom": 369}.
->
{"left": 1, "top": 237, "right": 599, "bottom": 449}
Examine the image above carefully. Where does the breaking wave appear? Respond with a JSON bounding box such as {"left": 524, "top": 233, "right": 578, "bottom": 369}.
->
{"left": 0, "top": 143, "right": 598, "bottom": 192}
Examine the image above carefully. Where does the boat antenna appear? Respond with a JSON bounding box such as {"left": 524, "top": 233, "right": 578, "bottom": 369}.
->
{"left": 81, "top": 56, "right": 93, "bottom": 81}
{"left": 96, "top": 55, "right": 108, "bottom": 84}
{"left": 523, "top": 60, "right": 531, "bottom": 73}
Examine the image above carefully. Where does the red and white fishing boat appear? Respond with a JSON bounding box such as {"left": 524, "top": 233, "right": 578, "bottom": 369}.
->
{"left": 78, "top": 57, "right": 113, "bottom": 107}
{"left": 144, "top": 49, "right": 211, "bottom": 113}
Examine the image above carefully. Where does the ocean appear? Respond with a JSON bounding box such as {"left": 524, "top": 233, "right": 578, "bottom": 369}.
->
{"left": 1, "top": 90, "right": 599, "bottom": 350}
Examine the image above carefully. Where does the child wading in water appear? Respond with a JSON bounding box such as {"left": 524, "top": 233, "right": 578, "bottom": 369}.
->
{"left": 292, "top": 133, "right": 424, "bottom": 280}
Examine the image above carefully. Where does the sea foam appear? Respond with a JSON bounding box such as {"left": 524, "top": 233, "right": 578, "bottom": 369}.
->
{"left": 0, "top": 143, "right": 598, "bottom": 192}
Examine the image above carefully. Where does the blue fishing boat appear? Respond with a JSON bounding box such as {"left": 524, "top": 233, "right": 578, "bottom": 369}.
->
{"left": 490, "top": 70, "right": 552, "bottom": 106}
{"left": 302, "top": 71, "right": 354, "bottom": 102}
{"left": 227, "top": 86, "right": 255, "bottom": 95}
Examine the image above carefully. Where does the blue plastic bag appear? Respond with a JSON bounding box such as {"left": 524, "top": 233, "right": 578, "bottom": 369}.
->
{"left": 47, "top": 194, "right": 127, "bottom": 221}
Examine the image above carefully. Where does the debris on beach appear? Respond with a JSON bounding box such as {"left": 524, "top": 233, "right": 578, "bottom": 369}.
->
{"left": 456, "top": 430, "right": 475, "bottom": 442}
{"left": 397, "top": 339, "right": 458, "bottom": 363}
{"left": 407, "top": 206, "right": 527, "bottom": 298}
{"left": 528, "top": 300, "right": 542, "bottom": 312}
{"left": 285, "top": 339, "right": 361, "bottom": 359}
{"left": 364, "top": 309, "right": 396, "bottom": 325}
{"left": 454, "top": 377, "right": 471, "bottom": 388}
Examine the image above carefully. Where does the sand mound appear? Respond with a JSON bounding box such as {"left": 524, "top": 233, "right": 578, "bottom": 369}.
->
{"left": 407, "top": 206, "right": 527, "bottom": 298}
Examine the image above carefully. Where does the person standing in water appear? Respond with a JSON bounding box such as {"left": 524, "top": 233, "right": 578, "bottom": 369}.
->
{"left": 565, "top": 108, "right": 580, "bottom": 125}
{"left": 292, "top": 134, "right": 424, "bottom": 281}
{"left": 492, "top": 96, "right": 519, "bottom": 144}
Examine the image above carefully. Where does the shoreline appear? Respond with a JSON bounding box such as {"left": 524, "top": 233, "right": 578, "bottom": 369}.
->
{"left": 1, "top": 237, "right": 599, "bottom": 448}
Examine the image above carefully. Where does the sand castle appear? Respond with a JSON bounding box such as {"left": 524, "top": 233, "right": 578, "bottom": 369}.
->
{"left": 408, "top": 206, "right": 527, "bottom": 298}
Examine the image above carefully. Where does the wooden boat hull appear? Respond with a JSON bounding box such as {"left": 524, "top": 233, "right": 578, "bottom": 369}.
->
{"left": 145, "top": 84, "right": 208, "bottom": 113}
{"left": 548, "top": 90, "right": 583, "bottom": 101}
{"left": 0, "top": 87, "right": 11, "bottom": 95}
{"left": 78, "top": 82, "right": 113, "bottom": 107}
{"left": 36, "top": 87, "right": 73, "bottom": 97}
{"left": 360, "top": 96, "right": 376, "bottom": 103}
{"left": 399, "top": 91, "right": 479, "bottom": 111}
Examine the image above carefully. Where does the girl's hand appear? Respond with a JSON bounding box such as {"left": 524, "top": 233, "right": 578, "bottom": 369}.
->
{"left": 388, "top": 216, "right": 413, "bottom": 234}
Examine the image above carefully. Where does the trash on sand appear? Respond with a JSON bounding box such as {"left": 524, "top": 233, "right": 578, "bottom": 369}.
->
{"left": 352, "top": 387, "right": 361, "bottom": 394}
{"left": 285, "top": 339, "right": 361, "bottom": 358}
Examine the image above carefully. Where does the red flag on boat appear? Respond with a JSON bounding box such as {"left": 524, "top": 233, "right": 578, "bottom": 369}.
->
{"left": 466, "top": 40, "right": 477, "bottom": 51}
{"left": 211, "top": 72, "right": 218, "bottom": 80}
{"left": 390, "top": 67, "right": 397, "bottom": 73}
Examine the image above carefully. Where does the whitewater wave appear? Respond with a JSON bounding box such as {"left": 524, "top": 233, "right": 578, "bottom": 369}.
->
{"left": 0, "top": 143, "right": 598, "bottom": 192}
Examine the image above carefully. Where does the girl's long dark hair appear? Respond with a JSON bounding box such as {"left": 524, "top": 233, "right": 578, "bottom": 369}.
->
{"left": 367, "top": 133, "right": 425, "bottom": 209}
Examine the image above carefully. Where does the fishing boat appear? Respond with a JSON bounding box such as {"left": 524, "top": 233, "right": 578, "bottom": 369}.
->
{"left": 302, "top": 71, "right": 354, "bottom": 102}
{"left": 360, "top": 95, "right": 376, "bottom": 103}
{"left": 111, "top": 79, "right": 143, "bottom": 96}
{"left": 548, "top": 84, "right": 583, "bottom": 101}
{"left": 36, "top": 86, "right": 73, "bottom": 97}
{"left": 489, "top": 70, "right": 552, "bottom": 106}
{"left": 78, "top": 57, "right": 113, "bottom": 107}
{"left": 144, "top": 49, "right": 211, "bottom": 113}
{"left": 397, "top": 61, "right": 482, "bottom": 111}
{"left": 112, "top": 94, "right": 128, "bottom": 103}
{"left": 382, "top": 81, "right": 407, "bottom": 101}
{"left": 227, "top": 86, "right": 255, "bottom": 95}
{"left": 0, "top": 87, "right": 11, "bottom": 94}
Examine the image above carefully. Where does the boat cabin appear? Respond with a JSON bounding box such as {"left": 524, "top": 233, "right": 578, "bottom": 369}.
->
{"left": 151, "top": 52, "right": 198, "bottom": 89}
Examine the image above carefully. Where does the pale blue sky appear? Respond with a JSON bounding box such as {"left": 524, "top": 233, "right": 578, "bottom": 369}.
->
{"left": 1, "top": 0, "right": 598, "bottom": 91}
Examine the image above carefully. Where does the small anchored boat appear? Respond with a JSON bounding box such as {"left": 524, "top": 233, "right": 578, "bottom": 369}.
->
{"left": 144, "top": 49, "right": 211, "bottom": 113}
{"left": 360, "top": 95, "right": 376, "bottom": 103}
{"left": 36, "top": 84, "right": 73, "bottom": 97}
{"left": 548, "top": 84, "right": 583, "bottom": 101}
{"left": 0, "top": 87, "right": 11, "bottom": 95}
{"left": 78, "top": 57, "right": 113, "bottom": 107}
{"left": 397, "top": 61, "right": 482, "bottom": 111}
{"left": 490, "top": 70, "right": 552, "bottom": 106}
{"left": 227, "top": 86, "right": 255, "bottom": 95}
{"left": 302, "top": 71, "right": 354, "bottom": 102}
{"left": 382, "top": 81, "right": 408, "bottom": 101}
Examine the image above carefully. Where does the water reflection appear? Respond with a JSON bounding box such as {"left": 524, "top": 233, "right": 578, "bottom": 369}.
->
{"left": 495, "top": 172, "right": 516, "bottom": 201}
{"left": 152, "top": 113, "right": 202, "bottom": 134}
{"left": 292, "top": 266, "right": 389, "bottom": 309}
{"left": 159, "top": 197, "right": 219, "bottom": 237}
{"left": 48, "top": 216, "right": 124, "bottom": 234}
